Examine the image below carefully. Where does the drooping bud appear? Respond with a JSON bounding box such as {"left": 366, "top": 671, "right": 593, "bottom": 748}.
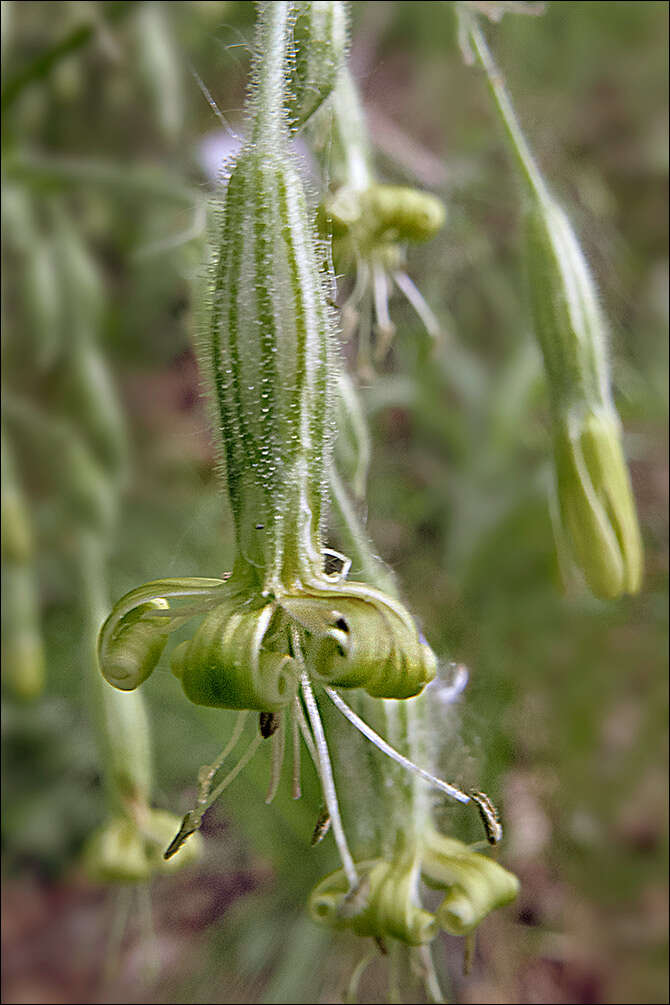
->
{"left": 133, "top": 2, "right": 184, "bottom": 145}
{"left": 1, "top": 562, "right": 45, "bottom": 700}
{"left": 467, "top": 14, "right": 643, "bottom": 598}
{"left": 287, "top": 1, "right": 348, "bottom": 132}
{"left": 1, "top": 430, "right": 33, "bottom": 563}
{"left": 553, "top": 408, "right": 643, "bottom": 597}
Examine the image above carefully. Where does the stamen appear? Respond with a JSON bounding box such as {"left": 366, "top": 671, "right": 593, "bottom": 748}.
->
{"left": 323, "top": 686, "right": 471, "bottom": 805}
{"left": 291, "top": 703, "right": 302, "bottom": 799}
{"left": 294, "top": 634, "right": 358, "bottom": 889}
{"left": 392, "top": 270, "right": 442, "bottom": 339}
{"left": 343, "top": 257, "right": 371, "bottom": 315}
{"left": 198, "top": 710, "right": 249, "bottom": 800}
{"left": 345, "top": 948, "right": 377, "bottom": 1005}
{"left": 164, "top": 728, "right": 262, "bottom": 860}
{"left": 310, "top": 806, "right": 331, "bottom": 846}
{"left": 293, "top": 694, "right": 319, "bottom": 768}
{"left": 417, "top": 944, "right": 446, "bottom": 1005}
{"left": 469, "top": 789, "right": 503, "bottom": 845}
{"left": 372, "top": 263, "right": 396, "bottom": 359}
{"left": 265, "top": 713, "right": 286, "bottom": 804}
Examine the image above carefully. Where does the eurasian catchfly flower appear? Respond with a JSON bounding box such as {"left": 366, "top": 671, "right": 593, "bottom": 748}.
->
{"left": 98, "top": 5, "right": 507, "bottom": 927}
{"left": 315, "top": 65, "right": 447, "bottom": 372}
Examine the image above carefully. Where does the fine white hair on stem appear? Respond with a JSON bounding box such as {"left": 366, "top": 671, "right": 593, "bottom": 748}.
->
{"left": 189, "top": 62, "right": 242, "bottom": 140}
{"left": 372, "top": 262, "right": 395, "bottom": 339}
{"left": 323, "top": 686, "right": 472, "bottom": 806}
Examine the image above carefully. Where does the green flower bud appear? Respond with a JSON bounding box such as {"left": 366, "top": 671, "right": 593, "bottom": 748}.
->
{"left": 55, "top": 343, "right": 127, "bottom": 478}
{"left": 467, "top": 17, "right": 643, "bottom": 599}
{"left": 133, "top": 2, "right": 184, "bottom": 145}
{"left": 553, "top": 408, "right": 643, "bottom": 598}
{"left": 83, "top": 809, "right": 203, "bottom": 884}
{"left": 171, "top": 599, "right": 299, "bottom": 711}
{"left": 361, "top": 185, "right": 446, "bottom": 245}
{"left": 422, "top": 831, "right": 519, "bottom": 936}
{"left": 287, "top": 1, "right": 348, "bottom": 131}
{"left": 51, "top": 203, "right": 105, "bottom": 338}
{"left": 1, "top": 431, "right": 33, "bottom": 563}
{"left": 1, "top": 561, "right": 45, "bottom": 700}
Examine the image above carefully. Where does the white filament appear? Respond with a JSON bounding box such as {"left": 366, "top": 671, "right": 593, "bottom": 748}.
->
{"left": 324, "top": 686, "right": 472, "bottom": 805}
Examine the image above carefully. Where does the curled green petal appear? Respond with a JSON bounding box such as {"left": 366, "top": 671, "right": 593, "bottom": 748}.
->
{"left": 310, "top": 854, "right": 436, "bottom": 946}
{"left": 283, "top": 585, "right": 436, "bottom": 699}
{"left": 172, "top": 600, "right": 298, "bottom": 711}
{"left": 98, "top": 577, "right": 227, "bottom": 691}
{"left": 422, "top": 831, "right": 519, "bottom": 936}
{"left": 100, "top": 599, "right": 171, "bottom": 691}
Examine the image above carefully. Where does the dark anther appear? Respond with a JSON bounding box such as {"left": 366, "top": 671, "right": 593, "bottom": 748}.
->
{"left": 336, "top": 644, "right": 346, "bottom": 658}
{"left": 310, "top": 807, "right": 331, "bottom": 846}
{"left": 255, "top": 523, "right": 265, "bottom": 530}
{"left": 334, "top": 616, "right": 349, "bottom": 632}
{"left": 323, "top": 552, "right": 345, "bottom": 576}
{"left": 469, "top": 789, "right": 503, "bottom": 845}
{"left": 374, "top": 936, "right": 388, "bottom": 956}
{"left": 259, "top": 711, "right": 280, "bottom": 739}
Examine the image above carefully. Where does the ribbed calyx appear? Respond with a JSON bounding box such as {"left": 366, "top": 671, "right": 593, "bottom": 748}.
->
{"left": 203, "top": 141, "right": 331, "bottom": 591}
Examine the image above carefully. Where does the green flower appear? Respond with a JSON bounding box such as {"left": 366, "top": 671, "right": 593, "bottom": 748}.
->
{"left": 310, "top": 830, "right": 518, "bottom": 944}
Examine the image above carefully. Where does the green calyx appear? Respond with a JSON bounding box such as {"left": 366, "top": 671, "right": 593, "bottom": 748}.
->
{"left": 310, "top": 831, "right": 518, "bottom": 944}
{"left": 202, "top": 140, "right": 332, "bottom": 591}
{"left": 553, "top": 408, "right": 643, "bottom": 598}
